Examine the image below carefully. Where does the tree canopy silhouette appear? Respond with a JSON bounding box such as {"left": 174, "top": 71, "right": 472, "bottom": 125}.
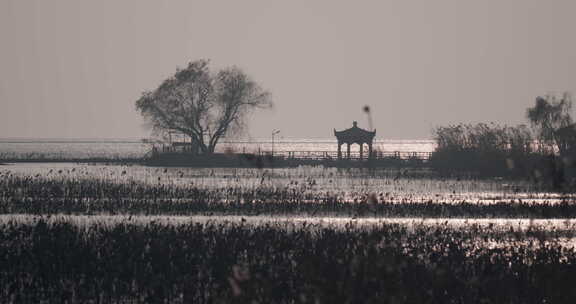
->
{"left": 136, "top": 60, "right": 272, "bottom": 154}
{"left": 527, "top": 93, "right": 573, "bottom": 154}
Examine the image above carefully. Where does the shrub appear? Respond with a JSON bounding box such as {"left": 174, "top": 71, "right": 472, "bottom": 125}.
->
{"left": 431, "top": 123, "right": 535, "bottom": 177}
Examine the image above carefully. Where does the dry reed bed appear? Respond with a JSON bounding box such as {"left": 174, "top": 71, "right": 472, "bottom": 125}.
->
{"left": 2, "top": 165, "right": 576, "bottom": 302}
{"left": 1, "top": 168, "right": 575, "bottom": 218}
{"left": 1, "top": 218, "right": 575, "bottom": 303}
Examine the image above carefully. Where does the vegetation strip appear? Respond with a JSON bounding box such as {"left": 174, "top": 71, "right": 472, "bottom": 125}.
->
{"left": 2, "top": 172, "right": 575, "bottom": 218}
{"left": 1, "top": 218, "right": 575, "bottom": 303}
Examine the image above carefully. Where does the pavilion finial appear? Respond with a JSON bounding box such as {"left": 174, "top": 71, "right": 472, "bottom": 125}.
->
{"left": 353, "top": 121, "right": 358, "bottom": 127}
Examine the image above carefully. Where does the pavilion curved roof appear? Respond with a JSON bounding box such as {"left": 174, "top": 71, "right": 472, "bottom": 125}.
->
{"left": 334, "top": 121, "right": 376, "bottom": 144}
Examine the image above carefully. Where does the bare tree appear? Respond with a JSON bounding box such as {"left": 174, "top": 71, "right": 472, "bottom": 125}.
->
{"left": 136, "top": 60, "right": 272, "bottom": 154}
{"left": 527, "top": 93, "right": 573, "bottom": 154}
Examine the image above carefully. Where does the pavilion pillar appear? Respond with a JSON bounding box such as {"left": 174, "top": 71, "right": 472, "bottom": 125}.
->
{"left": 359, "top": 143, "right": 364, "bottom": 160}
{"left": 346, "top": 143, "right": 351, "bottom": 159}
{"left": 337, "top": 142, "right": 342, "bottom": 160}
{"left": 368, "top": 143, "right": 373, "bottom": 159}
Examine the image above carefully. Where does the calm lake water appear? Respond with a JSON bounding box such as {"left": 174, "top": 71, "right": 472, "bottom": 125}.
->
{"left": 0, "top": 138, "right": 435, "bottom": 159}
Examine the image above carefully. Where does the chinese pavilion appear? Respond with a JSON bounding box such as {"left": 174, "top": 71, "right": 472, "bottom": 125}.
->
{"left": 334, "top": 121, "right": 376, "bottom": 160}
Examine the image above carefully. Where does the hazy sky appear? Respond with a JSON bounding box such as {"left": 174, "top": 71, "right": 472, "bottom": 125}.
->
{"left": 1, "top": 0, "right": 576, "bottom": 139}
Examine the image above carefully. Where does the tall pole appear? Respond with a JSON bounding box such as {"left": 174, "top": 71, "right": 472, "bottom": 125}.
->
{"left": 363, "top": 105, "right": 373, "bottom": 131}
{"left": 363, "top": 105, "right": 374, "bottom": 159}
{"left": 272, "top": 129, "right": 280, "bottom": 158}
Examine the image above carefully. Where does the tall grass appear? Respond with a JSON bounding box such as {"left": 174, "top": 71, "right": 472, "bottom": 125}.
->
{"left": 1, "top": 218, "right": 575, "bottom": 303}
{"left": 1, "top": 167, "right": 575, "bottom": 218}
{"left": 2, "top": 164, "right": 576, "bottom": 302}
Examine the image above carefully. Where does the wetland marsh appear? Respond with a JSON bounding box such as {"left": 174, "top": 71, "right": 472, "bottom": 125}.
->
{"left": 1, "top": 163, "right": 575, "bottom": 302}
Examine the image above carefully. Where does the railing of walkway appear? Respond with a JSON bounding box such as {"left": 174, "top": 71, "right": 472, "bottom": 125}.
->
{"left": 258, "top": 151, "right": 433, "bottom": 161}
{"left": 156, "top": 142, "right": 433, "bottom": 161}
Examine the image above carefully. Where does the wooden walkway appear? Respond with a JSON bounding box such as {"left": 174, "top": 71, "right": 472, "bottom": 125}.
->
{"left": 157, "top": 144, "right": 433, "bottom": 162}
{"left": 146, "top": 149, "right": 434, "bottom": 167}
{"left": 260, "top": 150, "right": 433, "bottom": 161}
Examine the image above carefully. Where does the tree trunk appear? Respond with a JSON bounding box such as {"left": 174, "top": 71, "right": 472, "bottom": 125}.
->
{"left": 207, "top": 142, "right": 217, "bottom": 154}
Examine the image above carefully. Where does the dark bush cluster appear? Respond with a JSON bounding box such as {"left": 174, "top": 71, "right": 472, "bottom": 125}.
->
{"left": 431, "top": 123, "right": 534, "bottom": 176}
{"left": 430, "top": 123, "right": 576, "bottom": 191}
